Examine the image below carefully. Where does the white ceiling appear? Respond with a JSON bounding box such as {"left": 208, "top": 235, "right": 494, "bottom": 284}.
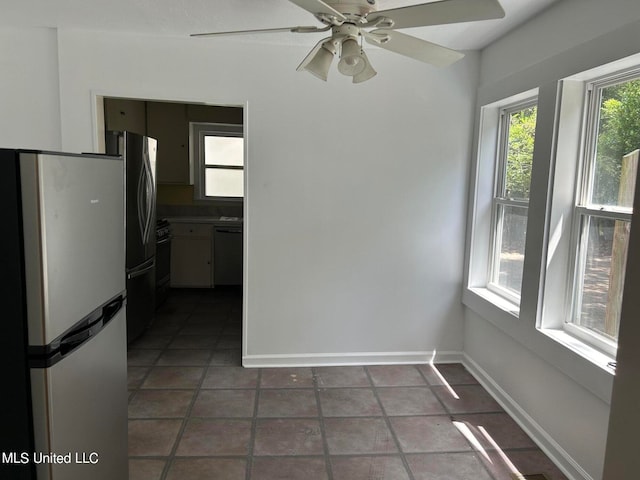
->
{"left": 0, "top": 0, "right": 558, "bottom": 50}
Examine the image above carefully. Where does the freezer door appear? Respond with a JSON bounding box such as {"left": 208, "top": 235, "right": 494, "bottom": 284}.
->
{"left": 20, "top": 152, "right": 125, "bottom": 347}
{"left": 30, "top": 309, "right": 128, "bottom": 480}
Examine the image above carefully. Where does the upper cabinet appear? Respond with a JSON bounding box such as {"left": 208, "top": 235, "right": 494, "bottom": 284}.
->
{"left": 103, "top": 97, "right": 243, "bottom": 186}
{"left": 104, "top": 98, "right": 146, "bottom": 136}
{"left": 146, "top": 101, "right": 190, "bottom": 185}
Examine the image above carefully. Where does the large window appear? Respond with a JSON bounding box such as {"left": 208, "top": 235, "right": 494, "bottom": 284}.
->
{"left": 566, "top": 73, "right": 639, "bottom": 352}
{"left": 488, "top": 101, "right": 538, "bottom": 304}
{"left": 191, "top": 123, "right": 244, "bottom": 200}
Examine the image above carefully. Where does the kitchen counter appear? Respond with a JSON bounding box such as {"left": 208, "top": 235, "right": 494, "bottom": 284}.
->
{"left": 164, "top": 216, "right": 243, "bottom": 227}
{"left": 166, "top": 216, "right": 243, "bottom": 288}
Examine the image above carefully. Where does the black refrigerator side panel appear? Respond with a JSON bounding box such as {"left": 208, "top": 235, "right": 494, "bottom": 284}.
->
{"left": 0, "top": 150, "right": 36, "bottom": 479}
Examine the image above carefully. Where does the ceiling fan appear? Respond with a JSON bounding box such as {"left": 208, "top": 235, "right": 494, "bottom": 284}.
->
{"left": 191, "top": 0, "right": 505, "bottom": 84}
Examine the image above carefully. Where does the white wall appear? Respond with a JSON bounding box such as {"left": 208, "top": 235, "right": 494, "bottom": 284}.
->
{"left": 16, "top": 28, "right": 478, "bottom": 365}
{"left": 480, "top": 0, "right": 640, "bottom": 87}
{"left": 0, "top": 28, "right": 62, "bottom": 150}
{"left": 465, "top": 1, "right": 640, "bottom": 479}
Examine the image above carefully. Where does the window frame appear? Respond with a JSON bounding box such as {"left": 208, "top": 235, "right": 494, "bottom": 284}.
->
{"left": 562, "top": 70, "right": 639, "bottom": 356}
{"left": 190, "top": 122, "right": 244, "bottom": 202}
{"left": 486, "top": 98, "right": 539, "bottom": 307}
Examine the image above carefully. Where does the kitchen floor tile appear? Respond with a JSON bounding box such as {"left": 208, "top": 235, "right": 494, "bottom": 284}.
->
{"left": 260, "top": 367, "right": 315, "bottom": 388}
{"left": 128, "top": 458, "right": 166, "bottom": 480}
{"left": 432, "top": 384, "right": 504, "bottom": 414}
{"left": 324, "top": 417, "right": 398, "bottom": 455}
{"left": 127, "top": 349, "right": 162, "bottom": 366}
{"left": 191, "top": 389, "right": 256, "bottom": 418}
{"left": 418, "top": 363, "right": 479, "bottom": 386}
{"left": 127, "top": 289, "right": 566, "bottom": 480}
{"left": 314, "top": 366, "right": 371, "bottom": 388}
{"left": 128, "top": 419, "right": 182, "bottom": 456}
{"left": 367, "top": 365, "right": 427, "bottom": 386}
{"left": 209, "top": 349, "right": 242, "bottom": 366}
{"left": 128, "top": 389, "right": 194, "bottom": 418}
{"left": 201, "top": 366, "right": 259, "bottom": 389}
{"left": 129, "top": 334, "right": 173, "bottom": 350}
{"left": 330, "top": 455, "right": 410, "bottom": 480}
{"left": 156, "top": 349, "right": 212, "bottom": 366}
{"left": 176, "top": 418, "right": 251, "bottom": 456}
{"left": 168, "top": 335, "right": 219, "bottom": 349}
{"left": 127, "top": 366, "right": 150, "bottom": 389}
{"left": 187, "top": 311, "right": 228, "bottom": 325}
{"left": 377, "top": 387, "right": 446, "bottom": 416}
{"left": 253, "top": 418, "right": 324, "bottom": 456}
{"left": 318, "top": 388, "right": 383, "bottom": 417}
{"left": 481, "top": 449, "right": 569, "bottom": 480}
{"left": 406, "top": 452, "right": 493, "bottom": 480}
{"left": 451, "top": 413, "right": 537, "bottom": 450}
{"left": 257, "top": 389, "right": 318, "bottom": 417}
{"left": 141, "top": 366, "right": 204, "bottom": 389}
{"left": 179, "top": 323, "right": 224, "bottom": 335}
{"left": 390, "top": 416, "right": 473, "bottom": 453}
{"left": 250, "top": 457, "right": 328, "bottom": 480}
{"left": 165, "top": 458, "right": 246, "bottom": 480}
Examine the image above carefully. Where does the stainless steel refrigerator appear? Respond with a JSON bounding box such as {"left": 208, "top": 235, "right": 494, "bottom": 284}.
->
{"left": 0, "top": 149, "right": 128, "bottom": 479}
{"left": 106, "top": 131, "right": 157, "bottom": 343}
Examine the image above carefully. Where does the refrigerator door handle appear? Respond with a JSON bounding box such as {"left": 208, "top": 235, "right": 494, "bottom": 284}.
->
{"left": 59, "top": 295, "right": 124, "bottom": 356}
{"left": 30, "top": 293, "right": 126, "bottom": 368}
{"left": 127, "top": 257, "right": 155, "bottom": 280}
{"left": 60, "top": 317, "right": 104, "bottom": 356}
{"left": 137, "top": 162, "right": 147, "bottom": 241}
{"left": 144, "top": 155, "right": 155, "bottom": 244}
{"left": 138, "top": 147, "right": 155, "bottom": 247}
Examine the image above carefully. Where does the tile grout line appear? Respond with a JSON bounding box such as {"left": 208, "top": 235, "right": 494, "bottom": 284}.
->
{"left": 156, "top": 301, "right": 202, "bottom": 480}
{"left": 363, "top": 365, "right": 418, "bottom": 480}
{"left": 245, "top": 368, "right": 262, "bottom": 480}
{"left": 311, "top": 367, "right": 334, "bottom": 480}
{"left": 415, "top": 364, "right": 502, "bottom": 480}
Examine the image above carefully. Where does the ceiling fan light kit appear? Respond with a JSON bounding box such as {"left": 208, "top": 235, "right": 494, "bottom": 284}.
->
{"left": 192, "top": 0, "right": 505, "bottom": 84}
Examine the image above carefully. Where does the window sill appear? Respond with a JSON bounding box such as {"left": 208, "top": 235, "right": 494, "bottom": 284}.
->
{"left": 538, "top": 327, "right": 617, "bottom": 375}
{"left": 463, "top": 286, "right": 614, "bottom": 403}
{"left": 465, "top": 287, "right": 520, "bottom": 318}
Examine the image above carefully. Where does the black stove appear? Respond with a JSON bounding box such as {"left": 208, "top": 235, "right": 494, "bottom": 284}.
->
{"left": 155, "top": 219, "right": 171, "bottom": 308}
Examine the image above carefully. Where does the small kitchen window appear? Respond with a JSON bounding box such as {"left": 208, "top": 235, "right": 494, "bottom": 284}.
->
{"left": 191, "top": 122, "right": 244, "bottom": 200}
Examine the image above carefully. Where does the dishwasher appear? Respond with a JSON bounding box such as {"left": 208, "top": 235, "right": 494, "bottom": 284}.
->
{"left": 214, "top": 225, "right": 243, "bottom": 285}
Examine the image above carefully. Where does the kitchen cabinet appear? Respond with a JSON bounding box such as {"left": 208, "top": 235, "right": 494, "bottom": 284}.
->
{"left": 147, "top": 101, "right": 190, "bottom": 184}
{"left": 170, "top": 223, "right": 213, "bottom": 287}
{"left": 104, "top": 98, "right": 146, "bottom": 135}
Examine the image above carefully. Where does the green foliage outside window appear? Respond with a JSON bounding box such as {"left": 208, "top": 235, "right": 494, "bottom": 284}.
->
{"left": 505, "top": 106, "right": 537, "bottom": 200}
{"left": 594, "top": 79, "right": 640, "bottom": 205}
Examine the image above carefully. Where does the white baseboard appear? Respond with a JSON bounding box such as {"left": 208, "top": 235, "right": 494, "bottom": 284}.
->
{"left": 242, "top": 350, "right": 463, "bottom": 368}
{"left": 462, "top": 353, "right": 594, "bottom": 480}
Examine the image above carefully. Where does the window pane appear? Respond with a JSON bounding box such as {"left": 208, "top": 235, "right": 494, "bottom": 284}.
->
{"left": 492, "top": 204, "right": 528, "bottom": 295}
{"left": 504, "top": 106, "right": 537, "bottom": 201}
{"left": 574, "top": 216, "right": 630, "bottom": 340}
{"left": 204, "top": 136, "right": 244, "bottom": 166}
{"left": 590, "top": 79, "right": 640, "bottom": 207}
{"left": 205, "top": 168, "right": 244, "bottom": 197}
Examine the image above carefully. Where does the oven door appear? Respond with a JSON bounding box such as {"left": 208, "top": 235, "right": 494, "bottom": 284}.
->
{"left": 155, "top": 235, "right": 171, "bottom": 308}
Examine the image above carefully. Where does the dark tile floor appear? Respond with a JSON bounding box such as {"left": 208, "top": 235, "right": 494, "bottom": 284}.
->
{"left": 127, "top": 288, "right": 568, "bottom": 480}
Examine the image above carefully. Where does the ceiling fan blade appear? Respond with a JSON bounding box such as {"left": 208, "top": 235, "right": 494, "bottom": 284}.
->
{"left": 288, "top": 0, "right": 346, "bottom": 22}
{"left": 191, "top": 25, "right": 327, "bottom": 37}
{"left": 364, "top": 29, "right": 464, "bottom": 67}
{"left": 366, "top": 0, "right": 505, "bottom": 30}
